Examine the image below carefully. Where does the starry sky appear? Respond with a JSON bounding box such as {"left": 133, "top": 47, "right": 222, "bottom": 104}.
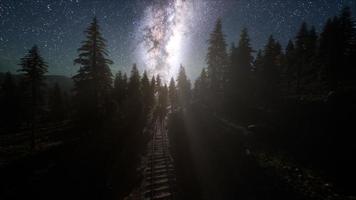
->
{"left": 0, "top": 0, "right": 355, "bottom": 80}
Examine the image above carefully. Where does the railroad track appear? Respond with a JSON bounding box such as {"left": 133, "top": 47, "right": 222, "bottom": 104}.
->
{"left": 125, "top": 119, "right": 176, "bottom": 200}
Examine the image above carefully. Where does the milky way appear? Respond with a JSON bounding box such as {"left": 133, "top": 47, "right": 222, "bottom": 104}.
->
{"left": 137, "top": 0, "right": 194, "bottom": 81}
{"left": 0, "top": 0, "right": 355, "bottom": 79}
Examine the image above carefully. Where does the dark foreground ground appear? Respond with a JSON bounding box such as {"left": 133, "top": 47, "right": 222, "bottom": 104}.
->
{"left": 0, "top": 120, "right": 150, "bottom": 200}
{"left": 1, "top": 102, "right": 355, "bottom": 200}
{"left": 167, "top": 105, "right": 356, "bottom": 200}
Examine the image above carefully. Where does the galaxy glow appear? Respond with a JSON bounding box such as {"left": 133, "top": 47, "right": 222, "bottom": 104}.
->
{"left": 137, "top": 0, "right": 194, "bottom": 81}
{"left": 0, "top": 0, "right": 355, "bottom": 79}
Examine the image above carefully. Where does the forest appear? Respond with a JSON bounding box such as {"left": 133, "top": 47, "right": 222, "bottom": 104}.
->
{"left": 0, "top": 5, "right": 356, "bottom": 200}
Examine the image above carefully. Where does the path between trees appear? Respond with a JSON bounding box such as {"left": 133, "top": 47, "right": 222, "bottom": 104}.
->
{"left": 125, "top": 117, "right": 177, "bottom": 200}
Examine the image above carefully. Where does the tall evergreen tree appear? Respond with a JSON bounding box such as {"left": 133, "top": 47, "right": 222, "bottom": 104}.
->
{"left": 318, "top": 8, "right": 355, "bottom": 90}
{"left": 73, "top": 17, "right": 113, "bottom": 123}
{"left": 126, "top": 64, "right": 143, "bottom": 121}
{"left": 295, "top": 22, "right": 308, "bottom": 94}
{"left": 113, "top": 71, "right": 128, "bottom": 105}
{"left": 128, "top": 64, "right": 141, "bottom": 97}
{"left": 304, "top": 26, "right": 319, "bottom": 91}
{"left": 18, "top": 45, "right": 48, "bottom": 149}
{"left": 155, "top": 74, "right": 162, "bottom": 94}
{"left": 294, "top": 22, "right": 318, "bottom": 93}
{"left": 150, "top": 75, "right": 156, "bottom": 94}
{"left": 194, "top": 68, "right": 209, "bottom": 105}
{"left": 206, "top": 18, "right": 228, "bottom": 108}
{"left": 339, "top": 6, "right": 356, "bottom": 82}
{"left": 227, "top": 28, "right": 254, "bottom": 110}
{"left": 168, "top": 77, "right": 178, "bottom": 111}
{"left": 176, "top": 65, "right": 191, "bottom": 108}
{"left": 319, "top": 18, "right": 337, "bottom": 89}
{"left": 234, "top": 28, "right": 254, "bottom": 79}
{"left": 283, "top": 40, "right": 297, "bottom": 94}
{"left": 141, "top": 70, "right": 154, "bottom": 115}
{"left": 158, "top": 84, "right": 168, "bottom": 118}
{"left": 256, "top": 36, "right": 282, "bottom": 107}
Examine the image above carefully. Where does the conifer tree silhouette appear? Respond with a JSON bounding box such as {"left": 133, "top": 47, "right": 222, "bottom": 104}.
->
{"left": 73, "top": 17, "right": 113, "bottom": 125}
{"left": 18, "top": 45, "right": 48, "bottom": 149}
{"left": 206, "top": 19, "right": 228, "bottom": 109}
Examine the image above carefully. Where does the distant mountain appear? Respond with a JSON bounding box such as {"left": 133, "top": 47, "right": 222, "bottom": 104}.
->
{"left": 0, "top": 73, "right": 73, "bottom": 93}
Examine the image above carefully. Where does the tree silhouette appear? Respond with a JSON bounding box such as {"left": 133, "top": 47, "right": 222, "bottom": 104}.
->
{"left": 141, "top": 70, "right": 154, "bottom": 116}
{"left": 304, "top": 26, "right": 318, "bottom": 92}
{"left": 206, "top": 18, "right": 228, "bottom": 109}
{"left": 155, "top": 74, "right": 162, "bottom": 94}
{"left": 282, "top": 40, "right": 297, "bottom": 95}
{"left": 18, "top": 45, "right": 48, "bottom": 149}
{"left": 113, "top": 71, "right": 128, "bottom": 106}
{"left": 256, "top": 36, "right": 282, "bottom": 107}
{"left": 158, "top": 84, "right": 168, "bottom": 118}
{"left": 72, "top": 17, "right": 113, "bottom": 125}
{"left": 339, "top": 6, "right": 356, "bottom": 81}
{"left": 126, "top": 64, "right": 143, "bottom": 122}
{"left": 150, "top": 75, "right": 156, "bottom": 96}
{"left": 177, "top": 65, "right": 191, "bottom": 108}
{"left": 226, "top": 28, "right": 254, "bottom": 112}
{"left": 294, "top": 22, "right": 318, "bottom": 94}
{"left": 295, "top": 22, "right": 309, "bottom": 94}
{"left": 319, "top": 7, "right": 356, "bottom": 89}
{"left": 194, "top": 68, "right": 209, "bottom": 105}
{"left": 168, "top": 77, "right": 178, "bottom": 111}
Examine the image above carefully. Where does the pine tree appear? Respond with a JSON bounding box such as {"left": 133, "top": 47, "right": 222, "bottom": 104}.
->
{"left": 73, "top": 17, "right": 113, "bottom": 123}
{"left": 194, "top": 68, "right": 209, "bottom": 105}
{"left": 304, "top": 26, "right": 319, "bottom": 91}
{"left": 339, "top": 6, "right": 356, "bottom": 82}
{"left": 319, "top": 18, "right": 336, "bottom": 89}
{"left": 294, "top": 22, "right": 318, "bottom": 94}
{"left": 254, "top": 50, "right": 263, "bottom": 67}
{"left": 158, "top": 84, "right": 168, "bottom": 118}
{"left": 257, "top": 36, "right": 283, "bottom": 107}
{"left": 295, "top": 22, "right": 309, "bottom": 94}
{"left": 227, "top": 28, "right": 254, "bottom": 110}
{"left": 141, "top": 70, "right": 154, "bottom": 115}
{"left": 283, "top": 40, "right": 297, "bottom": 94}
{"left": 319, "top": 11, "right": 352, "bottom": 90}
{"left": 114, "top": 71, "right": 123, "bottom": 91}
{"left": 18, "top": 45, "right": 48, "bottom": 149}
{"left": 254, "top": 50, "right": 264, "bottom": 99}
{"left": 126, "top": 64, "right": 143, "bottom": 121}
{"left": 150, "top": 75, "right": 156, "bottom": 92}
{"left": 206, "top": 18, "right": 228, "bottom": 108}
{"left": 150, "top": 75, "right": 156, "bottom": 101}
{"left": 235, "top": 28, "right": 254, "bottom": 77}
{"left": 176, "top": 65, "right": 191, "bottom": 108}
{"left": 155, "top": 74, "right": 162, "bottom": 94}
{"left": 168, "top": 77, "right": 178, "bottom": 111}
{"left": 128, "top": 64, "right": 141, "bottom": 97}
{"left": 113, "top": 71, "right": 128, "bottom": 105}
{"left": 317, "top": 7, "right": 355, "bottom": 90}
{"left": 228, "top": 42, "right": 237, "bottom": 72}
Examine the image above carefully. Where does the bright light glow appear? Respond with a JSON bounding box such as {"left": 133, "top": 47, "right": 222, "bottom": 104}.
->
{"left": 137, "top": 0, "right": 193, "bottom": 82}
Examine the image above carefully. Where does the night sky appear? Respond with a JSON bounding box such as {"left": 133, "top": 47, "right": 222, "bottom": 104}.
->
{"left": 0, "top": 0, "right": 355, "bottom": 80}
